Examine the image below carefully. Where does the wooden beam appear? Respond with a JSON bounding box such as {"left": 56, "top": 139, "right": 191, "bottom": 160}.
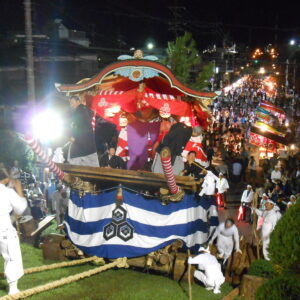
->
{"left": 58, "top": 164, "right": 199, "bottom": 192}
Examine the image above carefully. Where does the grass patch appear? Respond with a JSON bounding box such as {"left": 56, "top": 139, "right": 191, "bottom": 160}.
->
{"left": 0, "top": 243, "right": 232, "bottom": 299}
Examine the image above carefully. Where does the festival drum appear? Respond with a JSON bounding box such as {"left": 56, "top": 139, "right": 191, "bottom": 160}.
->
{"left": 19, "top": 215, "right": 38, "bottom": 237}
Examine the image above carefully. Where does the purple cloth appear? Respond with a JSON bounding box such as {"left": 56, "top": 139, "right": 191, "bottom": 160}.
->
{"left": 127, "top": 121, "right": 160, "bottom": 170}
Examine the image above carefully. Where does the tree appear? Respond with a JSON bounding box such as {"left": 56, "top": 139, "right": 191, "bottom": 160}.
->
{"left": 163, "top": 32, "right": 214, "bottom": 91}
{"left": 194, "top": 61, "right": 214, "bottom": 90}
{"left": 256, "top": 274, "right": 300, "bottom": 300}
{"left": 268, "top": 200, "right": 300, "bottom": 273}
{"left": 0, "top": 130, "right": 34, "bottom": 171}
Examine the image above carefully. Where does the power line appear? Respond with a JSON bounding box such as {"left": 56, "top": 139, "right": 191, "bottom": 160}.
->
{"left": 225, "top": 23, "right": 300, "bottom": 33}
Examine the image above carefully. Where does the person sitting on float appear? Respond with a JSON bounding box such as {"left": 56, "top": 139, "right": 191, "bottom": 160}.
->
{"left": 182, "top": 151, "right": 203, "bottom": 180}
{"left": 99, "top": 146, "right": 126, "bottom": 169}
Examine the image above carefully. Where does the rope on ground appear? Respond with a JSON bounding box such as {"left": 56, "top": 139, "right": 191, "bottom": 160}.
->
{"left": 24, "top": 256, "right": 104, "bottom": 274}
{"left": 0, "top": 257, "right": 128, "bottom": 300}
{"left": 0, "top": 256, "right": 104, "bottom": 278}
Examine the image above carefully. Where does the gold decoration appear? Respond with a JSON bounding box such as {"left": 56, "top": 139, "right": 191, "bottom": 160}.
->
{"left": 133, "top": 49, "right": 144, "bottom": 59}
{"left": 160, "top": 187, "right": 185, "bottom": 204}
{"left": 132, "top": 69, "right": 142, "bottom": 79}
{"left": 160, "top": 147, "right": 171, "bottom": 159}
{"left": 70, "top": 176, "right": 97, "bottom": 196}
{"left": 116, "top": 186, "right": 123, "bottom": 205}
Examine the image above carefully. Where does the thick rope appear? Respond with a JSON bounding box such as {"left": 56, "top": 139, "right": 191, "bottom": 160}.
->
{"left": 24, "top": 256, "right": 103, "bottom": 274}
{"left": 0, "top": 257, "right": 128, "bottom": 300}
{"left": 0, "top": 257, "right": 103, "bottom": 278}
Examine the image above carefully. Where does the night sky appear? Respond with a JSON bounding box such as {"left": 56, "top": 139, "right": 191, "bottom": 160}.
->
{"left": 1, "top": 0, "right": 300, "bottom": 49}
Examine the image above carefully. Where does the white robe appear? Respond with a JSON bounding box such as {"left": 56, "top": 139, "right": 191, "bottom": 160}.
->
{"left": 53, "top": 190, "right": 70, "bottom": 225}
{"left": 216, "top": 178, "right": 229, "bottom": 194}
{"left": 188, "top": 252, "right": 225, "bottom": 293}
{"left": 0, "top": 184, "right": 27, "bottom": 283}
{"left": 241, "top": 189, "right": 254, "bottom": 203}
{"left": 270, "top": 170, "right": 281, "bottom": 183}
{"left": 210, "top": 223, "right": 240, "bottom": 262}
{"left": 254, "top": 207, "right": 281, "bottom": 260}
{"left": 200, "top": 171, "right": 218, "bottom": 196}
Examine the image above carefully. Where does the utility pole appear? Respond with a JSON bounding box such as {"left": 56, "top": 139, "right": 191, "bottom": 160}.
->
{"left": 248, "top": 28, "right": 252, "bottom": 46}
{"left": 285, "top": 59, "right": 289, "bottom": 95}
{"left": 24, "top": 0, "right": 35, "bottom": 103}
{"left": 212, "top": 59, "right": 216, "bottom": 91}
{"left": 293, "top": 59, "right": 296, "bottom": 91}
{"left": 168, "top": 6, "right": 186, "bottom": 37}
{"left": 90, "top": 23, "right": 96, "bottom": 46}
{"left": 274, "top": 15, "right": 279, "bottom": 47}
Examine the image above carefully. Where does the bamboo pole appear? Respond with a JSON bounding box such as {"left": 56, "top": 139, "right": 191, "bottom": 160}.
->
{"left": 251, "top": 191, "right": 260, "bottom": 259}
{"left": 187, "top": 249, "right": 192, "bottom": 300}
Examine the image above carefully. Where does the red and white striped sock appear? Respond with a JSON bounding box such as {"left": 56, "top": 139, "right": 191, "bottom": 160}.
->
{"left": 161, "top": 154, "right": 179, "bottom": 195}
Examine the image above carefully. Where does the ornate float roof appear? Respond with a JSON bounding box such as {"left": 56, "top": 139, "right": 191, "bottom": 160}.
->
{"left": 55, "top": 58, "right": 218, "bottom": 99}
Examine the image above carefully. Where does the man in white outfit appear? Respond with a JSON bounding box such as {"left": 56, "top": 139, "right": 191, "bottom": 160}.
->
{"left": 55, "top": 188, "right": 69, "bottom": 225}
{"left": 253, "top": 199, "right": 281, "bottom": 260}
{"left": 0, "top": 171, "right": 27, "bottom": 295}
{"left": 270, "top": 166, "right": 282, "bottom": 184}
{"left": 216, "top": 172, "right": 229, "bottom": 208}
{"left": 199, "top": 170, "right": 218, "bottom": 198}
{"left": 51, "top": 184, "right": 63, "bottom": 213}
{"left": 199, "top": 169, "right": 220, "bottom": 236}
{"left": 240, "top": 185, "right": 254, "bottom": 222}
{"left": 188, "top": 247, "right": 225, "bottom": 294}
{"left": 209, "top": 218, "right": 242, "bottom": 263}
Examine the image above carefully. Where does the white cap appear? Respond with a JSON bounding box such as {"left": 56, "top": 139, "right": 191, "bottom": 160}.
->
{"left": 290, "top": 195, "right": 296, "bottom": 200}
{"left": 219, "top": 172, "right": 223, "bottom": 176}
{"left": 262, "top": 193, "right": 268, "bottom": 197}
{"left": 198, "top": 246, "right": 210, "bottom": 253}
{"left": 247, "top": 184, "right": 252, "bottom": 189}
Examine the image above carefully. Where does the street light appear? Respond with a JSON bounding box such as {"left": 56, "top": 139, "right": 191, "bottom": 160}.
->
{"left": 147, "top": 42, "right": 154, "bottom": 50}
{"left": 290, "top": 39, "right": 295, "bottom": 46}
{"left": 32, "top": 110, "right": 63, "bottom": 143}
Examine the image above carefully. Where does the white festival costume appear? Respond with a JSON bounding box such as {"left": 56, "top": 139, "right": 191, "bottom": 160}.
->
{"left": 210, "top": 222, "right": 240, "bottom": 262}
{"left": 216, "top": 177, "right": 229, "bottom": 194}
{"left": 188, "top": 252, "right": 225, "bottom": 294}
{"left": 200, "top": 171, "right": 218, "bottom": 196}
{"left": 0, "top": 183, "right": 27, "bottom": 287}
{"left": 241, "top": 189, "right": 254, "bottom": 203}
{"left": 254, "top": 206, "right": 281, "bottom": 260}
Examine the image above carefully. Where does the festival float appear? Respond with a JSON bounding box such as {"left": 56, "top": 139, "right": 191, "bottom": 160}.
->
{"left": 249, "top": 76, "right": 289, "bottom": 159}
{"left": 24, "top": 50, "right": 221, "bottom": 280}
{"left": 224, "top": 75, "right": 289, "bottom": 158}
